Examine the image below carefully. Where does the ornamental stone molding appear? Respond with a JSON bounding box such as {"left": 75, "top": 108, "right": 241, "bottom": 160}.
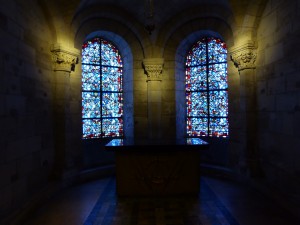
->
{"left": 143, "top": 58, "right": 164, "bottom": 81}
{"left": 51, "top": 44, "right": 79, "bottom": 72}
{"left": 230, "top": 41, "right": 257, "bottom": 71}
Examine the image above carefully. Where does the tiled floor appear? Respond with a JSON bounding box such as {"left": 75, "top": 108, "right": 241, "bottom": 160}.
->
{"left": 22, "top": 175, "right": 299, "bottom": 225}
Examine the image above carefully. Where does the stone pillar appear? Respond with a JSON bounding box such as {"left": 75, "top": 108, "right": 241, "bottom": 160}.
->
{"left": 50, "top": 44, "right": 79, "bottom": 180}
{"left": 143, "top": 58, "right": 164, "bottom": 140}
{"left": 230, "top": 41, "right": 263, "bottom": 177}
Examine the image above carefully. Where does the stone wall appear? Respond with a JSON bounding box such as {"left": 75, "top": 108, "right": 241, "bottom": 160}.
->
{"left": 256, "top": 0, "right": 300, "bottom": 209}
{"left": 0, "top": 0, "right": 56, "bottom": 220}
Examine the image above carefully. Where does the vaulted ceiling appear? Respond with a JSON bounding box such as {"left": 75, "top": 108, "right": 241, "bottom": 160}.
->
{"left": 44, "top": 0, "right": 266, "bottom": 27}
{"left": 37, "top": 0, "right": 268, "bottom": 49}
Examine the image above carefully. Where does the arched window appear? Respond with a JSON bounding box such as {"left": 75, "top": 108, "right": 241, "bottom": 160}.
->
{"left": 81, "top": 37, "right": 123, "bottom": 139}
{"left": 185, "top": 37, "right": 228, "bottom": 138}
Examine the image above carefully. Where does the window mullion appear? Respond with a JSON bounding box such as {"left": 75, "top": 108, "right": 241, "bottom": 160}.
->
{"left": 99, "top": 39, "right": 103, "bottom": 137}
{"left": 205, "top": 38, "right": 210, "bottom": 136}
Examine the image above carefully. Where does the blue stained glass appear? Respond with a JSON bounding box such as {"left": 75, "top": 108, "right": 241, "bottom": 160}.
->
{"left": 187, "top": 117, "right": 208, "bottom": 136}
{"left": 186, "top": 66, "right": 207, "bottom": 91}
{"left": 82, "top": 39, "right": 101, "bottom": 64}
{"left": 209, "top": 117, "right": 229, "bottom": 137}
{"left": 82, "top": 65, "right": 101, "bottom": 91}
{"left": 101, "top": 40, "right": 122, "bottom": 67}
{"left": 102, "top": 118, "right": 123, "bottom": 137}
{"left": 102, "top": 93, "right": 123, "bottom": 117}
{"left": 185, "top": 37, "right": 228, "bottom": 138}
{"left": 187, "top": 92, "right": 208, "bottom": 117}
{"left": 82, "top": 119, "right": 101, "bottom": 139}
{"left": 209, "top": 91, "right": 228, "bottom": 117}
{"left": 186, "top": 40, "right": 206, "bottom": 66}
{"left": 208, "top": 64, "right": 228, "bottom": 89}
{"left": 82, "top": 92, "right": 101, "bottom": 118}
{"left": 81, "top": 37, "right": 123, "bottom": 139}
{"left": 207, "top": 38, "right": 227, "bottom": 63}
{"left": 102, "top": 67, "right": 123, "bottom": 91}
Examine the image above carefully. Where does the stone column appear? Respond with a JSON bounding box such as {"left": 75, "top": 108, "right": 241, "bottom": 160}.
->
{"left": 50, "top": 44, "right": 79, "bottom": 180}
{"left": 230, "top": 41, "right": 263, "bottom": 177}
{"left": 143, "top": 58, "right": 164, "bottom": 140}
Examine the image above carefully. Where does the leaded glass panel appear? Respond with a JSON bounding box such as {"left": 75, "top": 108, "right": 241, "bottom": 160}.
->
{"left": 102, "top": 118, "right": 123, "bottom": 137}
{"left": 101, "top": 40, "right": 122, "bottom": 67}
{"left": 82, "top": 39, "right": 101, "bottom": 64}
{"left": 82, "top": 65, "right": 101, "bottom": 91}
{"left": 81, "top": 37, "right": 123, "bottom": 139}
{"left": 101, "top": 93, "right": 123, "bottom": 117}
{"left": 186, "top": 40, "right": 206, "bottom": 66}
{"left": 187, "top": 92, "right": 208, "bottom": 117}
{"left": 82, "top": 119, "right": 101, "bottom": 139}
{"left": 82, "top": 92, "right": 101, "bottom": 118}
{"left": 185, "top": 37, "right": 229, "bottom": 138}
{"left": 209, "top": 117, "right": 229, "bottom": 137}
{"left": 186, "top": 66, "right": 207, "bottom": 91}
{"left": 187, "top": 117, "right": 208, "bottom": 137}
{"left": 208, "top": 64, "right": 227, "bottom": 90}
{"left": 209, "top": 91, "right": 228, "bottom": 117}
{"left": 102, "top": 67, "right": 123, "bottom": 91}
{"left": 207, "top": 38, "right": 227, "bottom": 63}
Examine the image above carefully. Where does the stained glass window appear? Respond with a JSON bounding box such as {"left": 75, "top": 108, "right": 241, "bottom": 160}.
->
{"left": 185, "top": 37, "right": 228, "bottom": 138}
{"left": 81, "top": 37, "right": 123, "bottom": 139}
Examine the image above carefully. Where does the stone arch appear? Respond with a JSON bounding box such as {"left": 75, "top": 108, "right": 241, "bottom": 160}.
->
{"left": 71, "top": 13, "right": 150, "bottom": 166}
{"left": 36, "top": 0, "right": 57, "bottom": 42}
{"left": 239, "top": 0, "right": 269, "bottom": 41}
{"left": 174, "top": 30, "right": 229, "bottom": 139}
{"left": 173, "top": 29, "right": 232, "bottom": 167}
{"left": 76, "top": 30, "right": 136, "bottom": 142}
{"left": 159, "top": 12, "right": 234, "bottom": 139}
{"left": 73, "top": 18, "right": 143, "bottom": 60}
{"left": 160, "top": 11, "right": 235, "bottom": 166}
{"left": 162, "top": 16, "right": 234, "bottom": 61}
{"left": 82, "top": 31, "right": 135, "bottom": 139}
{"left": 156, "top": 3, "right": 235, "bottom": 56}
{"left": 72, "top": 4, "right": 152, "bottom": 58}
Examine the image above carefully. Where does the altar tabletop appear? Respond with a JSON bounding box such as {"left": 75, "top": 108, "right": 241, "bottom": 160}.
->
{"left": 105, "top": 138, "right": 209, "bottom": 196}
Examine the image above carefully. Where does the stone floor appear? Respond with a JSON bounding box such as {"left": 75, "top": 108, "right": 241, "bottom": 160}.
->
{"left": 22, "top": 175, "right": 299, "bottom": 225}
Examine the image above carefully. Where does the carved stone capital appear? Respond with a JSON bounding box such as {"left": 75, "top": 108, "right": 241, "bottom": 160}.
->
{"left": 143, "top": 58, "right": 164, "bottom": 81}
{"left": 230, "top": 41, "right": 257, "bottom": 71}
{"left": 51, "top": 44, "right": 79, "bottom": 72}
